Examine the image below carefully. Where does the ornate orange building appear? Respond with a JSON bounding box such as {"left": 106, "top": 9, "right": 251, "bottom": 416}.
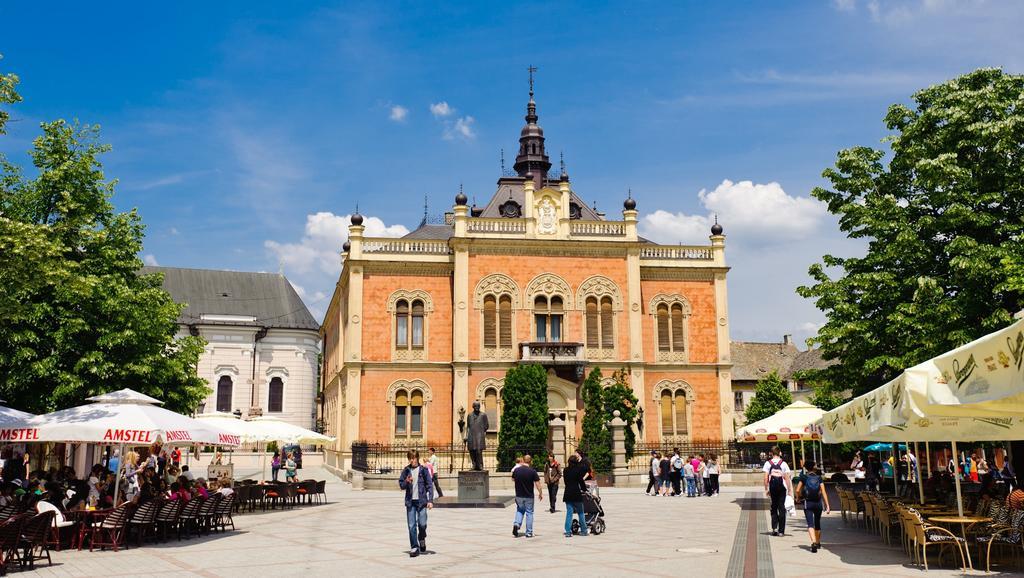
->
{"left": 320, "top": 85, "right": 733, "bottom": 469}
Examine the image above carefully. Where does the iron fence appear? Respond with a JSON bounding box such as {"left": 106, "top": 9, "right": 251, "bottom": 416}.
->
{"left": 350, "top": 441, "right": 546, "bottom": 475}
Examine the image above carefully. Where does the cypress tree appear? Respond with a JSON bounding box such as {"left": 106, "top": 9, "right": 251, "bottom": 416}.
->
{"left": 496, "top": 364, "right": 549, "bottom": 471}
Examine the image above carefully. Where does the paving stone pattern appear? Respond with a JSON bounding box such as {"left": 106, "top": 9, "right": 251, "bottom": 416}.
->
{"left": 29, "top": 470, "right": 999, "bottom": 577}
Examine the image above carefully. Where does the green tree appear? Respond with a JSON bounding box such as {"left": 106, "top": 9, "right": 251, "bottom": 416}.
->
{"left": 579, "top": 367, "right": 612, "bottom": 472}
{"left": 496, "top": 364, "right": 548, "bottom": 471}
{"left": 0, "top": 65, "right": 209, "bottom": 414}
{"left": 601, "top": 369, "right": 639, "bottom": 460}
{"left": 798, "top": 68, "right": 1024, "bottom": 397}
{"left": 743, "top": 370, "right": 792, "bottom": 424}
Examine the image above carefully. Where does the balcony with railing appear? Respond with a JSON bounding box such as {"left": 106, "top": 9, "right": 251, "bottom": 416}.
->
{"left": 518, "top": 341, "right": 585, "bottom": 365}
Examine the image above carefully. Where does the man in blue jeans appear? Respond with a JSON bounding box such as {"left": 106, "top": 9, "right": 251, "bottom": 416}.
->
{"left": 511, "top": 454, "right": 543, "bottom": 537}
{"left": 399, "top": 449, "right": 434, "bottom": 557}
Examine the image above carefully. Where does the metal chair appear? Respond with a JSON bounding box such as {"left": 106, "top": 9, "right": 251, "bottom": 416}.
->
{"left": 89, "top": 502, "right": 136, "bottom": 552}
{"left": 18, "top": 511, "right": 55, "bottom": 570}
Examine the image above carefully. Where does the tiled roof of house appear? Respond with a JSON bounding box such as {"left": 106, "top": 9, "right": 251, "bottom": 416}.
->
{"left": 730, "top": 338, "right": 834, "bottom": 382}
{"left": 141, "top": 266, "right": 319, "bottom": 331}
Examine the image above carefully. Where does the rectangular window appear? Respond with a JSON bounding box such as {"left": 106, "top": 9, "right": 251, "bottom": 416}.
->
{"left": 411, "top": 316, "right": 424, "bottom": 348}
{"left": 734, "top": 391, "right": 745, "bottom": 412}
{"left": 549, "top": 315, "right": 562, "bottom": 342}
{"left": 657, "top": 306, "right": 670, "bottom": 352}
{"left": 498, "top": 296, "right": 512, "bottom": 347}
{"left": 535, "top": 314, "right": 547, "bottom": 342}
{"left": 395, "top": 407, "right": 407, "bottom": 434}
{"left": 483, "top": 296, "right": 496, "bottom": 348}
{"left": 585, "top": 300, "right": 599, "bottom": 348}
{"left": 410, "top": 406, "right": 422, "bottom": 435}
{"left": 600, "top": 300, "right": 614, "bottom": 349}
{"left": 396, "top": 316, "right": 408, "bottom": 347}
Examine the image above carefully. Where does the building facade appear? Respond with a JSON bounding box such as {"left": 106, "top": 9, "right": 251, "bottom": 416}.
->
{"left": 320, "top": 88, "right": 733, "bottom": 467}
{"left": 145, "top": 267, "right": 320, "bottom": 430}
{"left": 730, "top": 334, "right": 834, "bottom": 423}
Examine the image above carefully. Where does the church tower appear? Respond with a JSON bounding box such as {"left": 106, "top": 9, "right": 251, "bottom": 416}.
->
{"left": 512, "top": 66, "right": 551, "bottom": 189}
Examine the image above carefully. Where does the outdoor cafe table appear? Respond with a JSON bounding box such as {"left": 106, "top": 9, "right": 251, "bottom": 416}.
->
{"left": 927, "top": 515, "right": 992, "bottom": 570}
{"left": 68, "top": 508, "right": 113, "bottom": 550}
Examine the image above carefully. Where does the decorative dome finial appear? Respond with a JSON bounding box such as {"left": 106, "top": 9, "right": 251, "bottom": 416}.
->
{"left": 350, "top": 204, "right": 363, "bottom": 226}
{"left": 455, "top": 183, "right": 468, "bottom": 206}
{"left": 711, "top": 214, "right": 723, "bottom": 235}
{"left": 623, "top": 188, "right": 636, "bottom": 210}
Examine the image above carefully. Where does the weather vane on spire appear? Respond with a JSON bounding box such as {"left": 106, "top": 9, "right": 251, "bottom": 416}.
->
{"left": 528, "top": 65, "right": 537, "bottom": 96}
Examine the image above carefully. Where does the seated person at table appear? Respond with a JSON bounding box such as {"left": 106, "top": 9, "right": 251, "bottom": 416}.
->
{"left": 191, "top": 478, "right": 209, "bottom": 499}
{"left": 167, "top": 481, "right": 189, "bottom": 501}
{"left": 181, "top": 465, "right": 195, "bottom": 482}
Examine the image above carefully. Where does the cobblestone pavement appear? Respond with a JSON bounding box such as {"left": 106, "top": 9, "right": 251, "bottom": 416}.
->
{"left": 25, "top": 470, "right": 1005, "bottom": 577}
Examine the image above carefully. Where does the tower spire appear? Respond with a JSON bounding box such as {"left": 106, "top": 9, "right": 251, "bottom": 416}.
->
{"left": 513, "top": 65, "right": 550, "bottom": 187}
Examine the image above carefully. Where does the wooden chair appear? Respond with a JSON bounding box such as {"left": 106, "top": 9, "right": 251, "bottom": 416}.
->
{"left": 154, "top": 499, "right": 182, "bottom": 542}
{"left": 89, "top": 502, "right": 136, "bottom": 552}
{"left": 127, "top": 499, "right": 161, "bottom": 546}
{"left": 263, "top": 485, "right": 283, "bottom": 510}
{"left": 18, "top": 511, "right": 55, "bottom": 570}
{"left": 0, "top": 505, "right": 16, "bottom": 523}
{"left": 0, "top": 514, "right": 28, "bottom": 576}
{"left": 35, "top": 501, "right": 74, "bottom": 551}
{"left": 908, "top": 509, "right": 967, "bottom": 571}
{"left": 197, "top": 494, "right": 222, "bottom": 535}
{"left": 315, "top": 480, "right": 327, "bottom": 504}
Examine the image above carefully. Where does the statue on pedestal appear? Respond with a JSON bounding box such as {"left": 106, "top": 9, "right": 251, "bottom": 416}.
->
{"left": 464, "top": 400, "right": 489, "bottom": 471}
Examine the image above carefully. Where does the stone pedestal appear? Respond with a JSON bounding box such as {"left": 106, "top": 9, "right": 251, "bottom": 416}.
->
{"left": 549, "top": 417, "right": 567, "bottom": 464}
{"left": 457, "top": 470, "right": 489, "bottom": 501}
{"left": 609, "top": 410, "right": 628, "bottom": 481}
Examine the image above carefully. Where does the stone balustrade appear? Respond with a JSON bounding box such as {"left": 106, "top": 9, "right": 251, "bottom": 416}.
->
{"left": 361, "top": 238, "right": 452, "bottom": 255}
{"left": 639, "top": 245, "right": 714, "bottom": 260}
{"left": 466, "top": 218, "right": 527, "bottom": 234}
{"left": 570, "top": 221, "right": 626, "bottom": 236}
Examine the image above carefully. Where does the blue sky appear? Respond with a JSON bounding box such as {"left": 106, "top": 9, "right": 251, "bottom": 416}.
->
{"left": 2, "top": 1, "right": 1022, "bottom": 342}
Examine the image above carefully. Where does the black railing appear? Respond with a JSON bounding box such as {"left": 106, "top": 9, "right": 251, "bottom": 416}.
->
{"left": 627, "top": 440, "right": 753, "bottom": 471}
{"left": 350, "top": 441, "right": 546, "bottom": 475}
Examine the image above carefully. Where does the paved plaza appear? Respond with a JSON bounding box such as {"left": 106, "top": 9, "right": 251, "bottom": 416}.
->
{"left": 27, "top": 470, "right": 1005, "bottom": 577}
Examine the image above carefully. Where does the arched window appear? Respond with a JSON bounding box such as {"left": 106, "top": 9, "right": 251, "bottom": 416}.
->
{"left": 484, "top": 387, "right": 499, "bottom": 432}
{"left": 534, "top": 295, "right": 563, "bottom": 342}
{"left": 655, "top": 380, "right": 694, "bottom": 441}
{"left": 498, "top": 295, "right": 512, "bottom": 347}
{"left": 652, "top": 295, "right": 691, "bottom": 361}
{"left": 388, "top": 380, "right": 431, "bottom": 441}
{"left": 388, "top": 290, "right": 433, "bottom": 360}
{"left": 216, "top": 375, "right": 233, "bottom": 413}
{"left": 483, "top": 295, "right": 497, "bottom": 348}
{"left": 586, "top": 296, "right": 615, "bottom": 350}
{"left": 268, "top": 377, "right": 284, "bottom": 413}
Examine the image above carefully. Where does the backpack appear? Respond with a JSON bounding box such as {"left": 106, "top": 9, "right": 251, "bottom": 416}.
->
{"left": 768, "top": 459, "right": 785, "bottom": 478}
{"left": 803, "top": 474, "right": 822, "bottom": 501}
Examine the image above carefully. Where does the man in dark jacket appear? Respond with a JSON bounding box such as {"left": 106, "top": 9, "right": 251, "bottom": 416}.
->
{"left": 399, "top": 450, "right": 434, "bottom": 557}
{"left": 562, "top": 454, "right": 589, "bottom": 537}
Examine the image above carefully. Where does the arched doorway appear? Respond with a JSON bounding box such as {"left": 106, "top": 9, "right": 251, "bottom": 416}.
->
{"left": 546, "top": 371, "right": 579, "bottom": 462}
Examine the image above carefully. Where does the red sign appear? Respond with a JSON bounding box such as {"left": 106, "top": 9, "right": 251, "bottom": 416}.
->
{"left": 0, "top": 428, "right": 39, "bottom": 441}
{"left": 218, "top": 434, "right": 241, "bottom": 445}
{"left": 767, "top": 434, "right": 778, "bottom": 441}
{"left": 102, "top": 429, "right": 153, "bottom": 443}
{"left": 789, "top": 434, "right": 801, "bottom": 440}
{"left": 164, "top": 430, "right": 193, "bottom": 442}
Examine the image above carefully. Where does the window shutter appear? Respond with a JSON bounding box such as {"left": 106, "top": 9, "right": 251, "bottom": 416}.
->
{"left": 498, "top": 295, "right": 512, "bottom": 347}
{"left": 671, "top": 304, "right": 685, "bottom": 352}
{"left": 675, "top": 393, "right": 688, "bottom": 435}
{"left": 585, "top": 298, "right": 598, "bottom": 348}
{"left": 483, "top": 295, "right": 496, "bottom": 348}
{"left": 660, "top": 390, "right": 673, "bottom": 436}
{"left": 410, "top": 390, "right": 423, "bottom": 435}
{"left": 600, "top": 297, "right": 614, "bottom": 349}
{"left": 484, "top": 388, "right": 498, "bottom": 429}
{"left": 657, "top": 304, "right": 670, "bottom": 352}
{"left": 395, "top": 390, "right": 408, "bottom": 435}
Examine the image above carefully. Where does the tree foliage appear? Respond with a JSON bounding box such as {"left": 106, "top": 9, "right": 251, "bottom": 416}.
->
{"left": 0, "top": 61, "right": 208, "bottom": 414}
{"left": 496, "top": 364, "right": 548, "bottom": 471}
{"left": 744, "top": 370, "right": 792, "bottom": 424}
{"left": 579, "top": 367, "right": 612, "bottom": 472}
{"left": 601, "top": 369, "right": 639, "bottom": 460}
{"left": 798, "top": 68, "right": 1024, "bottom": 398}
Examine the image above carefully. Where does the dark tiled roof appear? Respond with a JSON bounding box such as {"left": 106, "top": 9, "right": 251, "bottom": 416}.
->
{"left": 479, "top": 179, "right": 603, "bottom": 220}
{"left": 402, "top": 224, "right": 454, "bottom": 240}
{"left": 141, "top": 266, "right": 319, "bottom": 331}
{"left": 729, "top": 340, "right": 833, "bottom": 382}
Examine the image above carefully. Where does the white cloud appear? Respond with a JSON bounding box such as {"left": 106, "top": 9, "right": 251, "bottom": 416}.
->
{"left": 639, "top": 179, "right": 826, "bottom": 244}
{"left": 169, "top": 227, "right": 180, "bottom": 235}
{"left": 143, "top": 254, "right": 159, "bottom": 266}
{"left": 833, "top": 0, "right": 856, "bottom": 11}
{"left": 833, "top": 0, "right": 989, "bottom": 25}
{"left": 265, "top": 212, "right": 409, "bottom": 276}
{"left": 389, "top": 105, "right": 409, "bottom": 122}
{"left": 444, "top": 116, "right": 476, "bottom": 141}
{"left": 430, "top": 101, "right": 453, "bottom": 117}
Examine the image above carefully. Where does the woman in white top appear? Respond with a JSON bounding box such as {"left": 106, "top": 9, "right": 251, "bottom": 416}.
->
{"left": 763, "top": 446, "right": 793, "bottom": 536}
{"left": 850, "top": 451, "right": 865, "bottom": 481}
{"left": 706, "top": 455, "right": 720, "bottom": 496}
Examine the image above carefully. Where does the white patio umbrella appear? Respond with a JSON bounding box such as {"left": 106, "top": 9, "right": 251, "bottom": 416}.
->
{"left": 8, "top": 389, "right": 241, "bottom": 505}
{"left": 0, "top": 404, "right": 34, "bottom": 422}
{"left": 195, "top": 414, "right": 334, "bottom": 480}
{"left": 737, "top": 401, "right": 825, "bottom": 470}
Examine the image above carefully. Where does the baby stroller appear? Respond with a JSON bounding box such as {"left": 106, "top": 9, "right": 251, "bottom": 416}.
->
{"left": 571, "top": 481, "right": 606, "bottom": 535}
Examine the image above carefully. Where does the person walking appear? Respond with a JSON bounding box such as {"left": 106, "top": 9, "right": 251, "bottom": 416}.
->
{"left": 544, "top": 454, "right": 561, "bottom": 513}
{"left": 285, "top": 452, "right": 298, "bottom": 482}
{"left": 646, "top": 451, "right": 659, "bottom": 496}
{"left": 427, "top": 448, "right": 444, "bottom": 498}
{"left": 511, "top": 455, "right": 543, "bottom": 538}
{"left": 707, "top": 454, "right": 720, "bottom": 496}
{"left": 562, "top": 454, "right": 588, "bottom": 537}
{"left": 795, "top": 460, "right": 830, "bottom": 552}
{"left": 670, "top": 449, "right": 683, "bottom": 497}
{"left": 763, "top": 446, "right": 793, "bottom": 536}
{"left": 683, "top": 456, "right": 697, "bottom": 497}
{"left": 399, "top": 450, "right": 434, "bottom": 557}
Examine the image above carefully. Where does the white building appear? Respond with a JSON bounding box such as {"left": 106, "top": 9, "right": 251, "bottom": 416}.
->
{"left": 144, "top": 267, "right": 320, "bottom": 430}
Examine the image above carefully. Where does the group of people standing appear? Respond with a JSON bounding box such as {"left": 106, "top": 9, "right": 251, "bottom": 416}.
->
{"left": 645, "top": 449, "right": 720, "bottom": 497}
